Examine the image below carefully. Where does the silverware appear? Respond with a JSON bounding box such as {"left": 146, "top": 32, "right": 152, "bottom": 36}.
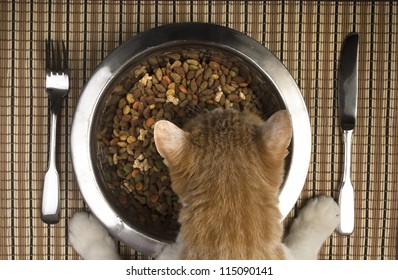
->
{"left": 337, "top": 32, "right": 359, "bottom": 235}
{"left": 42, "top": 40, "right": 69, "bottom": 224}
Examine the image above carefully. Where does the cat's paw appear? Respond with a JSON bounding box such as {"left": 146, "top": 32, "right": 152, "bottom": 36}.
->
{"left": 297, "top": 196, "right": 340, "bottom": 237}
{"left": 68, "top": 211, "right": 120, "bottom": 260}
{"left": 283, "top": 196, "right": 340, "bottom": 259}
{"left": 156, "top": 232, "right": 184, "bottom": 260}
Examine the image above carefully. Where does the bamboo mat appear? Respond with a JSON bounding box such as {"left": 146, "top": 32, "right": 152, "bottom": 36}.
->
{"left": 0, "top": 1, "right": 397, "bottom": 260}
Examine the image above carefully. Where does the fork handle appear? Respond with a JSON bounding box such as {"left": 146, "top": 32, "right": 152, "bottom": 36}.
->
{"left": 42, "top": 112, "right": 60, "bottom": 224}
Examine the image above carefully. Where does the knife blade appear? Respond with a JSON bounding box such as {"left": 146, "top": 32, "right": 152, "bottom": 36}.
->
{"left": 337, "top": 32, "right": 359, "bottom": 235}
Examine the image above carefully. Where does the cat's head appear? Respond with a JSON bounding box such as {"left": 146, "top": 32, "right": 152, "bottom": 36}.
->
{"left": 154, "top": 109, "right": 292, "bottom": 204}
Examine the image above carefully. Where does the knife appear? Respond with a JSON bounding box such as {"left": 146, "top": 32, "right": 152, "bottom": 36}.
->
{"left": 337, "top": 32, "right": 359, "bottom": 235}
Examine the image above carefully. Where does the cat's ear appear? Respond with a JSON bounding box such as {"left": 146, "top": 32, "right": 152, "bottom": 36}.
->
{"left": 261, "top": 110, "right": 292, "bottom": 157}
{"left": 154, "top": 120, "right": 187, "bottom": 165}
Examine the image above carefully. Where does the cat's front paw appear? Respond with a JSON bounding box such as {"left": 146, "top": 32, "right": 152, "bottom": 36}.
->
{"left": 283, "top": 196, "right": 340, "bottom": 259}
{"left": 298, "top": 196, "right": 340, "bottom": 237}
{"left": 156, "top": 232, "right": 184, "bottom": 260}
{"left": 68, "top": 211, "right": 120, "bottom": 260}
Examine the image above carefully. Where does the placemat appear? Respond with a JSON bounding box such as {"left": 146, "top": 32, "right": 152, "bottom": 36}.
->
{"left": 0, "top": 0, "right": 397, "bottom": 260}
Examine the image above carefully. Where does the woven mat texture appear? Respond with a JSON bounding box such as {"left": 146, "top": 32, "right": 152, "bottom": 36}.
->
{"left": 1, "top": 1, "right": 397, "bottom": 260}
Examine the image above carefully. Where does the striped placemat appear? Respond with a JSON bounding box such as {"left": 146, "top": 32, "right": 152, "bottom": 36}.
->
{"left": 0, "top": 1, "right": 397, "bottom": 260}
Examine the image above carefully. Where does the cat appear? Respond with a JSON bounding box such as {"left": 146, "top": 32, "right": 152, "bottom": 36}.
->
{"left": 68, "top": 108, "right": 339, "bottom": 260}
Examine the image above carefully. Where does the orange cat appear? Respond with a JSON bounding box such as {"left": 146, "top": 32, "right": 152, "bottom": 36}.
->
{"left": 154, "top": 109, "right": 290, "bottom": 259}
{"left": 69, "top": 109, "right": 339, "bottom": 260}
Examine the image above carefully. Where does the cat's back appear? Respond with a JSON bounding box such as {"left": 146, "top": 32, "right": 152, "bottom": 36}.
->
{"left": 178, "top": 109, "right": 289, "bottom": 260}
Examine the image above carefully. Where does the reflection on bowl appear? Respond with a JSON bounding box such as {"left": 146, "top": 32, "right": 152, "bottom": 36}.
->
{"left": 71, "top": 23, "right": 311, "bottom": 257}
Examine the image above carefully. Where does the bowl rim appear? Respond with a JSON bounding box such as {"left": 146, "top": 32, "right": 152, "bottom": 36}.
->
{"left": 71, "top": 22, "right": 311, "bottom": 257}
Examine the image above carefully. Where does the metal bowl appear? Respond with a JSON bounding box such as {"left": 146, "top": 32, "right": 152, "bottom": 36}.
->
{"left": 71, "top": 23, "right": 311, "bottom": 257}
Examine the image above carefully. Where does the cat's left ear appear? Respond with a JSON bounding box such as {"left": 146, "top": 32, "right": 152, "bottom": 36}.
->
{"left": 261, "top": 110, "right": 292, "bottom": 157}
{"left": 154, "top": 120, "right": 187, "bottom": 165}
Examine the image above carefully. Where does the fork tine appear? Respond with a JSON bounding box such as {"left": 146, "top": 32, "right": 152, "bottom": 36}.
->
{"left": 51, "top": 41, "right": 57, "bottom": 72}
{"left": 56, "top": 41, "right": 62, "bottom": 72}
{"left": 62, "top": 40, "right": 68, "bottom": 70}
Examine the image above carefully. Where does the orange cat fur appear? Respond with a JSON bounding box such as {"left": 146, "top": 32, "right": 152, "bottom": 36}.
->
{"left": 154, "top": 108, "right": 292, "bottom": 259}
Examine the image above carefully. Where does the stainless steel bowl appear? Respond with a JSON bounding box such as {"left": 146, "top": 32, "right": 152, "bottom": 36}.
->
{"left": 71, "top": 23, "right": 311, "bottom": 257}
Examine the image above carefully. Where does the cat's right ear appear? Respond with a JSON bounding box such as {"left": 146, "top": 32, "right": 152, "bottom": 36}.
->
{"left": 261, "top": 110, "right": 292, "bottom": 158}
{"left": 154, "top": 120, "right": 187, "bottom": 165}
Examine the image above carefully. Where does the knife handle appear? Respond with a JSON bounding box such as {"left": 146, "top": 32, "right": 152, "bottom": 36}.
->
{"left": 337, "top": 129, "right": 355, "bottom": 235}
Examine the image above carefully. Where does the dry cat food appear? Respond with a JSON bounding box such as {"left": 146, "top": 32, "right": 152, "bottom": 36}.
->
{"left": 96, "top": 50, "right": 263, "bottom": 238}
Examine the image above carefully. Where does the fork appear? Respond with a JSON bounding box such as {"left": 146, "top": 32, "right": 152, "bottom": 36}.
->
{"left": 42, "top": 40, "right": 69, "bottom": 224}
